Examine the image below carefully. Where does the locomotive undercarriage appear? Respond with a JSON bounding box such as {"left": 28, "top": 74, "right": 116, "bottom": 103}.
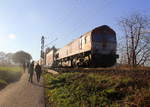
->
{"left": 52, "top": 51, "right": 91, "bottom": 68}
{"left": 52, "top": 51, "right": 117, "bottom": 68}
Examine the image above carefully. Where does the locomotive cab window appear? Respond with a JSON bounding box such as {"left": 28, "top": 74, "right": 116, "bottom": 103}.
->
{"left": 92, "top": 34, "right": 102, "bottom": 42}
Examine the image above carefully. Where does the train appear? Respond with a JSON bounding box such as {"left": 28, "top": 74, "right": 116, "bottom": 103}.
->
{"left": 45, "top": 25, "right": 118, "bottom": 68}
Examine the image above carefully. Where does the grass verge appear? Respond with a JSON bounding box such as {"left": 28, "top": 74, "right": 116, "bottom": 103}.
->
{"left": 43, "top": 70, "right": 150, "bottom": 107}
{"left": 0, "top": 66, "right": 23, "bottom": 90}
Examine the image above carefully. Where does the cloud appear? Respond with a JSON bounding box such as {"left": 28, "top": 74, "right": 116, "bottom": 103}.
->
{"left": 8, "top": 34, "right": 16, "bottom": 39}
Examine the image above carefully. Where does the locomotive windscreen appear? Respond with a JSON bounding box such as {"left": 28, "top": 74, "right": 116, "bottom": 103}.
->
{"left": 92, "top": 34, "right": 116, "bottom": 43}
{"left": 91, "top": 25, "right": 117, "bottom": 54}
{"left": 92, "top": 25, "right": 116, "bottom": 43}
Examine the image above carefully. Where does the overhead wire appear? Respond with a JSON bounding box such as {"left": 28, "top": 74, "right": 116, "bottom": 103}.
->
{"left": 43, "top": 1, "right": 79, "bottom": 47}
{"left": 58, "top": 0, "right": 116, "bottom": 42}
{"left": 45, "top": 0, "right": 117, "bottom": 48}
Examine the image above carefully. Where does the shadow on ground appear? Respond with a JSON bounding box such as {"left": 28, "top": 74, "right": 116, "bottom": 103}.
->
{"left": 32, "top": 82, "right": 50, "bottom": 89}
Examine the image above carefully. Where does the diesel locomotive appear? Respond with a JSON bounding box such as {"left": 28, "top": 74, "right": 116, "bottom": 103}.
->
{"left": 45, "top": 25, "right": 118, "bottom": 68}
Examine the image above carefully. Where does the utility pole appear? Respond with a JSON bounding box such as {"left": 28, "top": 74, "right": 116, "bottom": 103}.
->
{"left": 41, "top": 35, "right": 58, "bottom": 65}
{"left": 41, "top": 36, "right": 44, "bottom": 58}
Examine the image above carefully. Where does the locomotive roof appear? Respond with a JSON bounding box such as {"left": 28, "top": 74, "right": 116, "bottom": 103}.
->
{"left": 68, "top": 25, "right": 116, "bottom": 43}
{"left": 57, "top": 25, "right": 116, "bottom": 51}
{"left": 92, "top": 25, "right": 116, "bottom": 35}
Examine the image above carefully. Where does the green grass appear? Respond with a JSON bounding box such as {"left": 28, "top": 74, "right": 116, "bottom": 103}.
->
{"left": 0, "top": 66, "right": 23, "bottom": 72}
{"left": 43, "top": 71, "right": 150, "bottom": 107}
{"left": 0, "top": 79, "right": 8, "bottom": 89}
{"left": 0, "top": 66, "right": 23, "bottom": 89}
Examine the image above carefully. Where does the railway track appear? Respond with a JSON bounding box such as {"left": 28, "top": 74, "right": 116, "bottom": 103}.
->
{"left": 45, "top": 67, "right": 150, "bottom": 73}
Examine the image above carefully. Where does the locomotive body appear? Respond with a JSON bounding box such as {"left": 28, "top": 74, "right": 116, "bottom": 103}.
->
{"left": 46, "top": 50, "right": 55, "bottom": 66}
{"left": 46, "top": 25, "right": 118, "bottom": 68}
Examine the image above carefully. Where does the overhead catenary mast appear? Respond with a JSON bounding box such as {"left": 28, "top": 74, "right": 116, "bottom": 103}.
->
{"left": 41, "top": 36, "right": 57, "bottom": 65}
{"left": 41, "top": 36, "right": 45, "bottom": 59}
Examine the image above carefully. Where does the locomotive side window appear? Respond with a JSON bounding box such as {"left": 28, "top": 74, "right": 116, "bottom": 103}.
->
{"left": 79, "top": 39, "right": 82, "bottom": 49}
{"left": 66, "top": 50, "right": 68, "bottom": 55}
{"left": 84, "top": 37, "right": 87, "bottom": 44}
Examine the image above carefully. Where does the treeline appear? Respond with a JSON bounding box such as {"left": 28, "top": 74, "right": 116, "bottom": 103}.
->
{"left": 0, "top": 51, "right": 32, "bottom": 66}
{"left": 0, "top": 52, "right": 13, "bottom": 66}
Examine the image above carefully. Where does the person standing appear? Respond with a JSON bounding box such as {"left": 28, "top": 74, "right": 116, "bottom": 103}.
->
{"left": 26, "top": 62, "right": 30, "bottom": 69}
{"left": 35, "top": 63, "right": 42, "bottom": 82}
{"left": 28, "top": 61, "right": 34, "bottom": 83}
{"left": 23, "top": 62, "right": 26, "bottom": 73}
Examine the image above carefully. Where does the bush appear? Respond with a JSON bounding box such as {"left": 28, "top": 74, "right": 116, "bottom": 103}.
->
{"left": 43, "top": 71, "right": 150, "bottom": 107}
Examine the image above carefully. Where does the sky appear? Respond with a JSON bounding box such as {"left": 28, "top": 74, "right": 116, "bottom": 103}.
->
{"left": 0, "top": 0, "right": 150, "bottom": 60}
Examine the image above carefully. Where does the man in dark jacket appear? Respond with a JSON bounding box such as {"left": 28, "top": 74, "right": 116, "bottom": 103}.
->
{"left": 35, "top": 63, "right": 42, "bottom": 82}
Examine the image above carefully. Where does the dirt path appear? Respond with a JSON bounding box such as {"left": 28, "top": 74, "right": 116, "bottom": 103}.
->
{"left": 0, "top": 72, "right": 45, "bottom": 107}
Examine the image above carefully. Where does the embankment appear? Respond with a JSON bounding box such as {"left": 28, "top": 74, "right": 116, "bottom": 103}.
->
{"left": 43, "top": 69, "right": 150, "bottom": 107}
{"left": 0, "top": 66, "right": 23, "bottom": 90}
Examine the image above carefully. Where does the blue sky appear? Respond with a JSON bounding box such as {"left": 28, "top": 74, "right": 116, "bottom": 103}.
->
{"left": 0, "top": 0, "right": 149, "bottom": 60}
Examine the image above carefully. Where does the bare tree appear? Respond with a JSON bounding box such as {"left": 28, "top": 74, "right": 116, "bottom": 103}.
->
{"left": 119, "top": 13, "right": 150, "bottom": 67}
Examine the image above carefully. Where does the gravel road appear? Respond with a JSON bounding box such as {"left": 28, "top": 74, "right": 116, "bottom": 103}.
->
{"left": 0, "top": 72, "right": 45, "bottom": 107}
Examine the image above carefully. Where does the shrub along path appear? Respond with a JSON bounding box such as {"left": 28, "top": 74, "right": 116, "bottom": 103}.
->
{"left": 0, "top": 71, "right": 45, "bottom": 107}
